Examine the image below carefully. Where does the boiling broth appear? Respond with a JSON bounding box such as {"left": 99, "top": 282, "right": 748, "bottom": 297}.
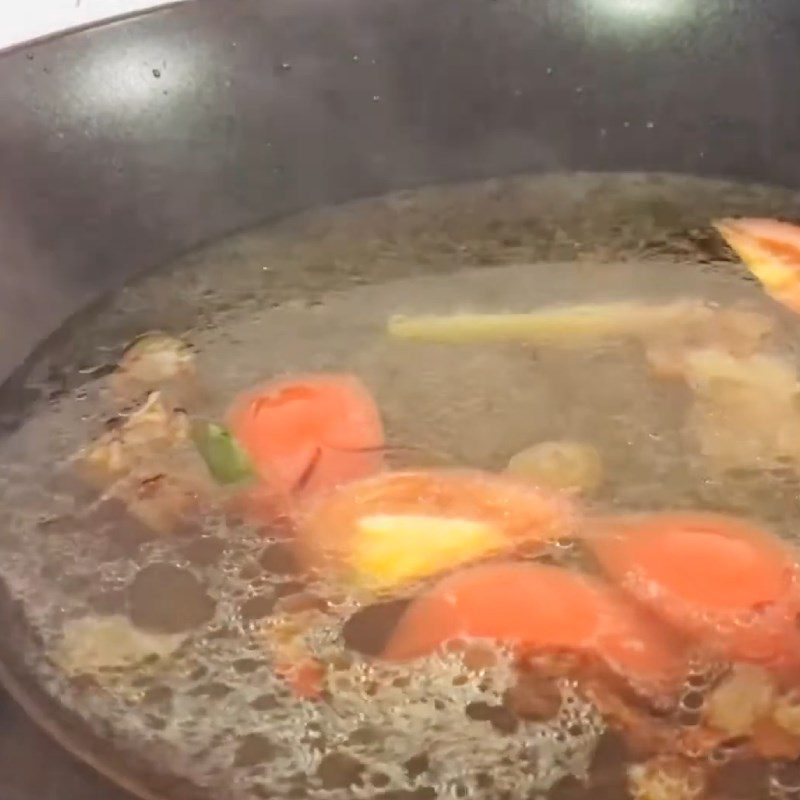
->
{"left": 1, "top": 173, "right": 800, "bottom": 800}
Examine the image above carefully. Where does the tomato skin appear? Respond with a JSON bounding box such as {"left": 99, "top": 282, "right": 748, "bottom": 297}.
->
{"left": 227, "top": 374, "right": 384, "bottom": 498}
{"left": 382, "top": 562, "right": 687, "bottom": 696}
{"left": 715, "top": 218, "right": 800, "bottom": 314}
{"left": 296, "top": 469, "right": 575, "bottom": 584}
{"left": 586, "top": 513, "right": 800, "bottom": 667}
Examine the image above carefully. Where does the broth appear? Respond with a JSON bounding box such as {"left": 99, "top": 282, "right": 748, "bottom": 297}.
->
{"left": 1, "top": 173, "right": 800, "bottom": 800}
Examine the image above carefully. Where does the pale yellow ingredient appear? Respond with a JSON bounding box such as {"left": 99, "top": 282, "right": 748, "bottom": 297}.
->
{"left": 628, "top": 756, "right": 707, "bottom": 800}
{"left": 57, "top": 614, "right": 184, "bottom": 676}
{"left": 388, "top": 301, "right": 772, "bottom": 379}
{"left": 506, "top": 440, "right": 603, "bottom": 494}
{"left": 388, "top": 301, "right": 708, "bottom": 346}
{"left": 350, "top": 514, "right": 505, "bottom": 591}
{"left": 705, "top": 664, "right": 776, "bottom": 737}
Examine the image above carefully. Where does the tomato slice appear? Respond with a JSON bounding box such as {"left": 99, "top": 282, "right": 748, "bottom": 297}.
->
{"left": 297, "top": 470, "right": 575, "bottom": 587}
{"left": 715, "top": 218, "right": 800, "bottom": 314}
{"left": 227, "top": 374, "right": 384, "bottom": 497}
{"left": 383, "top": 562, "right": 686, "bottom": 694}
{"left": 586, "top": 513, "right": 800, "bottom": 665}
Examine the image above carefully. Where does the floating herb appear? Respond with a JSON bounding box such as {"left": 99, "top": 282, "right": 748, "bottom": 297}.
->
{"left": 191, "top": 420, "right": 255, "bottom": 485}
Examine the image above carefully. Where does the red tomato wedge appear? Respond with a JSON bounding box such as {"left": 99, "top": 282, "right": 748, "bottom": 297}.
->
{"left": 297, "top": 470, "right": 575, "bottom": 585}
{"left": 714, "top": 218, "right": 800, "bottom": 314}
{"left": 383, "top": 562, "right": 687, "bottom": 695}
{"left": 585, "top": 513, "right": 800, "bottom": 666}
{"left": 227, "top": 374, "right": 384, "bottom": 498}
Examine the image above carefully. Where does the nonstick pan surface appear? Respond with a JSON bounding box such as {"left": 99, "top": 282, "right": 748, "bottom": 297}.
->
{"left": 2, "top": 3, "right": 800, "bottom": 800}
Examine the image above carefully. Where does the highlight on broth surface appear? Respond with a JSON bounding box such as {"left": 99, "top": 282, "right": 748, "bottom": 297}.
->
{"left": 73, "top": 391, "right": 217, "bottom": 535}
{"left": 9, "top": 177, "right": 800, "bottom": 800}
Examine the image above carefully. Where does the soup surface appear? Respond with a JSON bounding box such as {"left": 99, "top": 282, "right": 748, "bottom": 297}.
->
{"left": 2, "top": 173, "right": 800, "bottom": 800}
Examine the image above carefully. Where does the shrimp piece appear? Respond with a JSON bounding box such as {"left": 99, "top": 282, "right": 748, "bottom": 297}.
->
{"left": 586, "top": 513, "right": 800, "bottom": 668}
{"left": 74, "top": 393, "right": 217, "bottom": 534}
{"left": 298, "top": 470, "right": 574, "bottom": 591}
{"left": 382, "top": 562, "right": 688, "bottom": 698}
{"left": 76, "top": 392, "right": 192, "bottom": 487}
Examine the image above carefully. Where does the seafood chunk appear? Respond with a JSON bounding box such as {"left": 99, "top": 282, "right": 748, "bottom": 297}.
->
{"left": 76, "top": 392, "right": 191, "bottom": 487}
{"left": 74, "top": 393, "right": 214, "bottom": 534}
{"left": 112, "top": 333, "right": 199, "bottom": 406}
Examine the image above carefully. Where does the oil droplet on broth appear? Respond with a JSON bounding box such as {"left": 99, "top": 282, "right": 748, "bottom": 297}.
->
{"left": 0, "top": 174, "right": 798, "bottom": 799}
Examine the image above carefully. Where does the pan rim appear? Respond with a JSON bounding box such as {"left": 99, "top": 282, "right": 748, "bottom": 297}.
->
{"left": 0, "top": 1, "right": 184, "bottom": 58}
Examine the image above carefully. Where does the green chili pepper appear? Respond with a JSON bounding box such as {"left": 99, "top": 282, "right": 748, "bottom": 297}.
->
{"left": 191, "top": 420, "right": 255, "bottom": 485}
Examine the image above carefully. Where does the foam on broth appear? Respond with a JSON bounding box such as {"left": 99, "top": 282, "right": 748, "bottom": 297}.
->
{"left": 1, "top": 173, "right": 800, "bottom": 800}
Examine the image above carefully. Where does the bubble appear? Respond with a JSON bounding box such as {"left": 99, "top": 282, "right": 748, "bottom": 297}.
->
{"left": 128, "top": 563, "right": 216, "bottom": 633}
{"left": 234, "top": 734, "right": 283, "bottom": 767}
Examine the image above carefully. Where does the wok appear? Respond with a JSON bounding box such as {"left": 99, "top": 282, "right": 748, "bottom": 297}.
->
{"left": 1, "top": 2, "right": 800, "bottom": 799}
